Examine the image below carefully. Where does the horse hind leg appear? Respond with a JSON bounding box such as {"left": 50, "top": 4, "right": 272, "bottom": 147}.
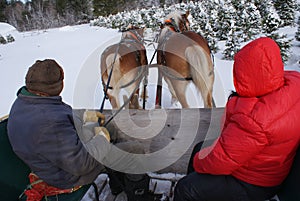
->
{"left": 164, "top": 76, "right": 178, "bottom": 105}
{"left": 122, "top": 69, "right": 141, "bottom": 109}
{"left": 106, "top": 91, "right": 120, "bottom": 109}
{"left": 170, "top": 79, "right": 190, "bottom": 108}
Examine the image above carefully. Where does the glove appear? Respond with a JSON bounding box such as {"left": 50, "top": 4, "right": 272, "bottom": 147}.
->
{"left": 94, "top": 127, "right": 110, "bottom": 142}
{"left": 83, "top": 110, "right": 105, "bottom": 125}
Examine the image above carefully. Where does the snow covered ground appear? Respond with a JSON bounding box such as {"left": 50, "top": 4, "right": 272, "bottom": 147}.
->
{"left": 0, "top": 20, "right": 299, "bottom": 201}
{"left": 1, "top": 22, "right": 299, "bottom": 117}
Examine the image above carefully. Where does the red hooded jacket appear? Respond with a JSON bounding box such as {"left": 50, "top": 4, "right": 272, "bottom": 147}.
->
{"left": 193, "top": 37, "right": 300, "bottom": 187}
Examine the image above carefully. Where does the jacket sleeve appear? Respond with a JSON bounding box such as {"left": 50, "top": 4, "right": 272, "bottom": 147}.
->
{"left": 193, "top": 113, "right": 269, "bottom": 175}
{"left": 37, "top": 113, "right": 107, "bottom": 176}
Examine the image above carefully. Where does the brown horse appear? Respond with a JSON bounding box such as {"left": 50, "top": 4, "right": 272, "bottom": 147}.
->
{"left": 157, "top": 11, "right": 214, "bottom": 108}
{"left": 100, "top": 26, "right": 148, "bottom": 109}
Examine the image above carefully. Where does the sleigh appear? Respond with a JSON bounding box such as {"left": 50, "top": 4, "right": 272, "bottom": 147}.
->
{"left": 1, "top": 108, "right": 299, "bottom": 201}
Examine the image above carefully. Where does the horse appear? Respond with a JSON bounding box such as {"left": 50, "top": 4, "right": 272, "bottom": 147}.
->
{"left": 100, "top": 26, "right": 148, "bottom": 109}
{"left": 156, "top": 11, "right": 214, "bottom": 108}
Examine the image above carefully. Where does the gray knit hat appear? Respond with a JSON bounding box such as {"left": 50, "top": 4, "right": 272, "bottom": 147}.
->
{"left": 25, "top": 59, "right": 64, "bottom": 96}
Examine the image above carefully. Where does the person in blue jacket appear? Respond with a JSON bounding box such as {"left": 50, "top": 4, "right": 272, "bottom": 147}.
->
{"left": 7, "top": 59, "right": 110, "bottom": 191}
{"left": 7, "top": 59, "right": 153, "bottom": 200}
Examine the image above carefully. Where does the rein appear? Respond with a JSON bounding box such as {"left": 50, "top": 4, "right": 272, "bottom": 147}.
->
{"left": 100, "top": 42, "right": 120, "bottom": 113}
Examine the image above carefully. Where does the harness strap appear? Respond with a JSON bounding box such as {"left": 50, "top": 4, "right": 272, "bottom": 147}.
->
{"left": 160, "top": 65, "right": 193, "bottom": 81}
{"left": 104, "top": 36, "right": 145, "bottom": 90}
{"left": 22, "top": 173, "right": 81, "bottom": 201}
{"left": 102, "top": 65, "right": 144, "bottom": 90}
{"left": 164, "top": 18, "right": 180, "bottom": 32}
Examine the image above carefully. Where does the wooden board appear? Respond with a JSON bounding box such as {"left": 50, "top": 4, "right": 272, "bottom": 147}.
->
{"left": 74, "top": 108, "right": 224, "bottom": 174}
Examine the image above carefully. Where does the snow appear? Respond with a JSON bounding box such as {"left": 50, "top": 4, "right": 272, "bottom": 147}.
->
{"left": 0, "top": 24, "right": 119, "bottom": 116}
{"left": 0, "top": 22, "right": 242, "bottom": 117}
{"left": 0, "top": 22, "right": 17, "bottom": 35}
{"left": 1, "top": 23, "right": 299, "bottom": 117}
{"left": 0, "top": 20, "right": 299, "bottom": 200}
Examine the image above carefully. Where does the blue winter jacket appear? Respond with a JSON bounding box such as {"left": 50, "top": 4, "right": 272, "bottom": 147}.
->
{"left": 7, "top": 87, "right": 104, "bottom": 189}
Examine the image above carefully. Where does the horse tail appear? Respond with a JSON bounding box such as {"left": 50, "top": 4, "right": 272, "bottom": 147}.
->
{"left": 185, "top": 45, "right": 214, "bottom": 108}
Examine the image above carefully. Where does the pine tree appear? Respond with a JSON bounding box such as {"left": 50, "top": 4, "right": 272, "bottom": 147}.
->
{"left": 202, "top": 0, "right": 219, "bottom": 52}
{"left": 241, "top": 1, "right": 261, "bottom": 42}
{"left": 67, "top": 0, "right": 93, "bottom": 22}
{"left": 223, "top": 20, "right": 240, "bottom": 60}
{"left": 93, "top": 0, "right": 126, "bottom": 17}
{"left": 0, "top": 0, "right": 8, "bottom": 22}
{"left": 0, "top": 35, "right": 7, "bottom": 44}
{"left": 273, "top": 0, "right": 297, "bottom": 27}
{"left": 260, "top": 1, "right": 282, "bottom": 34}
{"left": 188, "top": 1, "right": 207, "bottom": 33}
{"left": 296, "top": 16, "right": 300, "bottom": 41}
{"left": 268, "top": 33, "right": 292, "bottom": 63}
{"left": 216, "top": 1, "right": 236, "bottom": 41}
{"left": 255, "top": 0, "right": 290, "bottom": 62}
{"left": 231, "top": 0, "right": 245, "bottom": 32}
{"left": 55, "top": 0, "right": 67, "bottom": 17}
{"left": 203, "top": 20, "right": 219, "bottom": 53}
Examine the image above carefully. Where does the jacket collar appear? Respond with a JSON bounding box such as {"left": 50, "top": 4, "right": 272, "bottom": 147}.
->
{"left": 18, "top": 86, "right": 38, "bottom": 96}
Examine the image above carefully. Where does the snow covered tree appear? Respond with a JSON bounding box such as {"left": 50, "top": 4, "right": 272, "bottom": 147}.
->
{"left": 296, "top": 16, "right": 300, "bottom": 41}
{"left": 216, "top": 1, "right": 236, "bottom": 41}
{"left": 273, "top": 0, "right": 297, "bottom": 26}
{"left": 6, "top": 34, "right": 15, "bottom": 43}
{"left": 203, "top": 20, "right": 219, "bottom": 53}
{"left": 223, "top": 20, "right": 240, "bottom": 60}
{"left": 268, "top": 33, "right": 292, "bottom": 63}
{"left": 231, "top": 0, "right": 245, "bottom": 32}
{"left": 93, "top": 0, "right": 126, "bottom": 16}
{"left": 188, "top": 1, "right": 207, "bottom": 33}
{"left": 255, "top": 0, "right": 290, "bottom": 62}
{"left": 241, "top": 1, "right": 261, "bottom": 42}
{"left": 254, "top": 0, "right": 270, "bottom": 18}
{"left": 0, "top": 35, "right": 6, "bottom": 44}
{"left": 260, "top": 1, "right": 282, "bottom": 34}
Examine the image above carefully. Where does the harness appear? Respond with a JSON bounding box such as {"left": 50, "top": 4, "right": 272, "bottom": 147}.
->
{"left": 159, "top": 21, "right": 193, "bottom": 81}
{"left": 164, "top": 16, "right": 189, "bottom": 33}
{"left": 101, "top": 30, "right": 145, "bottom": 91}
{"left": 100, "top": 28, "right": 148, "bottom": 115}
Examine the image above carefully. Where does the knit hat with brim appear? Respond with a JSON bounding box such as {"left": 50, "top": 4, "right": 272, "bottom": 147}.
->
{"left": 25, "top": 59, "right": 64, "bottom": 96}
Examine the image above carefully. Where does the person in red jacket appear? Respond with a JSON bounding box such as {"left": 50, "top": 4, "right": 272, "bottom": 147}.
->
{"left": 174, "top": 37, "right": 300, "bottom": 201}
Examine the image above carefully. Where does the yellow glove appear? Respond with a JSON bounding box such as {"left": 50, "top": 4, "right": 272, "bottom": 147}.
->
{"left": 94, "top": 127, "right": 110, "bottom": 142}
{"left": 83, "top": 110, "right": 105, "bottom": 125}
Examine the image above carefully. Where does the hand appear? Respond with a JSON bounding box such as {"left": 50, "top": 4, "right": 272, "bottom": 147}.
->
{"left": 94, "top": 127, "right": 110, "bottom": 142}
{"left": 83, "top": 110, "right": 105, "bottom": 125}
